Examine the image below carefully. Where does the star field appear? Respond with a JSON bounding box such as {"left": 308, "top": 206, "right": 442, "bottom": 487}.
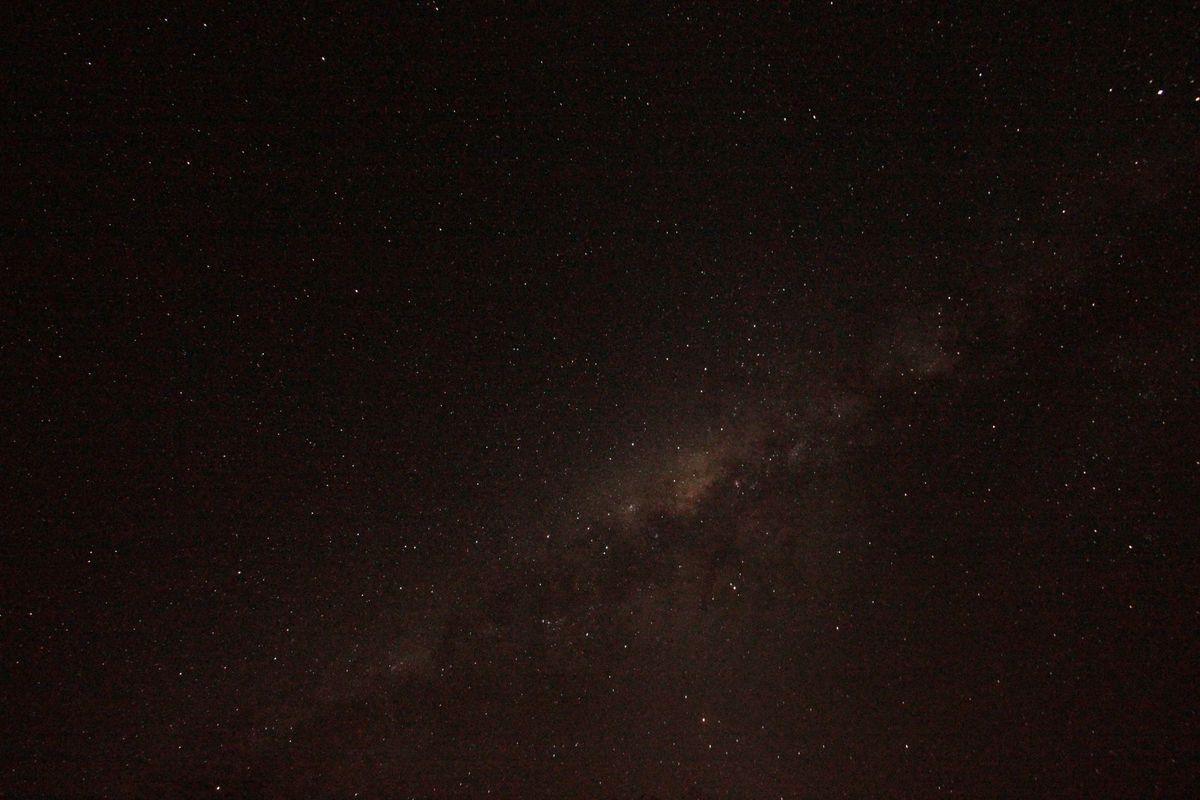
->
{"left": 4, "top": 4, "right": 1198, "bottom": 799}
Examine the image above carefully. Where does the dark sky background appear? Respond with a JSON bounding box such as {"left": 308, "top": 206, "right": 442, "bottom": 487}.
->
{"left": 4, "top": 3, "right": 1198, "bottom": 798}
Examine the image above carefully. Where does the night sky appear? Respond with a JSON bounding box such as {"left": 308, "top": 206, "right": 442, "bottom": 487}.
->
{"left": 4, "top": 4, "right": 1199, "bottom": 798}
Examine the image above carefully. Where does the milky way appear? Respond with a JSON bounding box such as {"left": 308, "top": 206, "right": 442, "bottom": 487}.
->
{"left": 5, "top": 5, "right": 1198, "bottom": 799}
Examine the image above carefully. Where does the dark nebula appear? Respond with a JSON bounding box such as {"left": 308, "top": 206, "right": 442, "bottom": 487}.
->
{"left": 4, "top": 5, "right": 1198, "bottom": 799}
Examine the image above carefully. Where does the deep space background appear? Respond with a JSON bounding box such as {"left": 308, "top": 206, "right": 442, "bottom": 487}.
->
{"left": 4, "top": 3, "right": 1199, "bottom": 798}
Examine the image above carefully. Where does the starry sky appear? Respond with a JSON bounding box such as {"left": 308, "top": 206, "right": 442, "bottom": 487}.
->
{"left": 4, "top": 4, "right": 1198, "bottom": 799}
